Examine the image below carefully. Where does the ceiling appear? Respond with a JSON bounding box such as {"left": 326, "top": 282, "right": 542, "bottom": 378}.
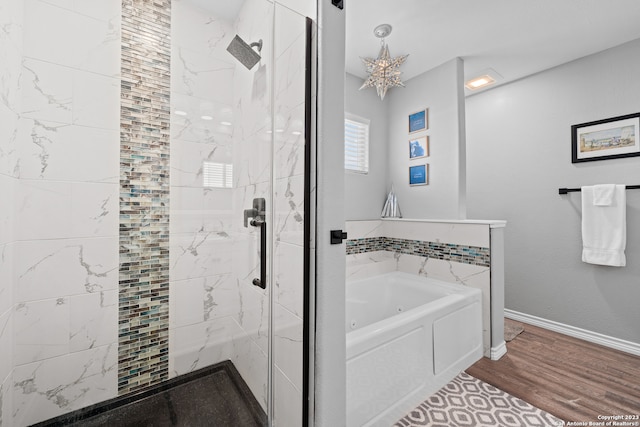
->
{"left": 346, "top": 0, "right": 640, "bottom": 94}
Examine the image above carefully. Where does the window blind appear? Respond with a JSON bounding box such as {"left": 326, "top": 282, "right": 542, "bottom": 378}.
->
{"left": 344, "top": 114, "right": 369, "bottom": 173}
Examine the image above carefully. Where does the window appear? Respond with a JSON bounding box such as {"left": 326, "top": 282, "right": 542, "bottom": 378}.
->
{"left": 203, "top": 162, "right": 233, "bottom": 188}
{"left": 344, "top": 113, "right": 369, "bottom": 173}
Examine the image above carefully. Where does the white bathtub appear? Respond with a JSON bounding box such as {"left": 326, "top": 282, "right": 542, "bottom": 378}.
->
{"left": 346, "top": 272, "right": 483, "bottom": 427}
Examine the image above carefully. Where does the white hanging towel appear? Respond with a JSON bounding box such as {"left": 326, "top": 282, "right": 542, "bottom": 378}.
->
{"left": 581, "top": 184, "right": 626, "bottom": 267}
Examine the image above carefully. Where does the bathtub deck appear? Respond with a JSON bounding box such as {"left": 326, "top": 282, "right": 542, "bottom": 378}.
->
{"left": 466, "top": 319, "right": 640, "bottom": 423}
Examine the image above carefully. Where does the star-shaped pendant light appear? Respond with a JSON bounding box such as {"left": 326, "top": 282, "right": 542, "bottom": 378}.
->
{"left": 359, "top": 24, "right": 408, "bottom": 100}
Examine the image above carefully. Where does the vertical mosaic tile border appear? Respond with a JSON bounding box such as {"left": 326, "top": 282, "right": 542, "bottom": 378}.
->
{"left": 345, "top": 237, "right": 490, "bottom": 267}
{"left": 119, "top": 0, "right": 171, "bottom": 395}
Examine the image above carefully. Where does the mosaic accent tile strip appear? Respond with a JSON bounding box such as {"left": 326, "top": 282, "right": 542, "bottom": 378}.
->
{"left": 119, "top": 0, "right": 171, "bottom": 395}
{"left": 346, "top": 237, "right": 490, "bottom": 267}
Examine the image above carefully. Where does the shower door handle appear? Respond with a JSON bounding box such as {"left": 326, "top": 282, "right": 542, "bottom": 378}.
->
{"left": 250, "top": 218, "right": 267, "bottom": 289}
{"left": 244, "top": 198, "right": 266, "bottom": 289}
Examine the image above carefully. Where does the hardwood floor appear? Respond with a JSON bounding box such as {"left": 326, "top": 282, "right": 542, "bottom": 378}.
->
{"left": 466, "top": 319, "right": 640, "bottom": 423}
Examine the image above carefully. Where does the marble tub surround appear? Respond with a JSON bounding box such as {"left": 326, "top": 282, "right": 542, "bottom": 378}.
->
{"left": 345, "top": 219, "right": 500, "bottom": 279}
{"left": 346, "top": 237, "right": 490, "bottom": 267}
{"left": 345, "top": 219, "right": 506, "bottom": 359}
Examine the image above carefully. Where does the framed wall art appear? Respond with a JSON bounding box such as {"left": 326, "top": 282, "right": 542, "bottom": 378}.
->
{"left": 409, "top": 164, "right": 428, "bottom": 186}
{"left": 571, "top": 112, "right": 640, "bottom": 163}
{"left": 408, "top": 109, "right": 428, "bottom": 134}
{"left": 409, "top": 136, "right": 429, "bottom": 159}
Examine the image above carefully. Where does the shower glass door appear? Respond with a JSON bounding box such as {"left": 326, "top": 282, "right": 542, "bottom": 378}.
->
{"left": 170, "top": 0, "right": 308, "bottom": 425}
{"left": 0, "top": 0, "right": 310, "bottom": 424}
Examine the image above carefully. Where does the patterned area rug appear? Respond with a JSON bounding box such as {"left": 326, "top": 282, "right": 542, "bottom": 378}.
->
{"left": 394, "top": 372, "right": 563, "bottom": 427}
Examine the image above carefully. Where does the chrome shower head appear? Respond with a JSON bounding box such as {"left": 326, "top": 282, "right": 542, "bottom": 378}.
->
{"left": 226, "top": 35, "right": 263, "bottom": 70}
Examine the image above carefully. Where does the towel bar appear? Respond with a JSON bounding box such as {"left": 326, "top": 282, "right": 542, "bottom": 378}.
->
{"left": 559, "top": 185, "right": 640, "bottom": 195}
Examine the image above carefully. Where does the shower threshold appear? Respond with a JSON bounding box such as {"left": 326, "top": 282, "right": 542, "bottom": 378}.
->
{"left": 33, "top": 361, "right": 266, "bottom": 427}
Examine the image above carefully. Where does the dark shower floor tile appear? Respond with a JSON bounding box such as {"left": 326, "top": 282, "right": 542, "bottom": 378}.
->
{"left": 35, "top": 361, "right": 266, "bottom": 427}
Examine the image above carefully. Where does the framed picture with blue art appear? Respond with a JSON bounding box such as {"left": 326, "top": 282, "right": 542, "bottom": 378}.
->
{"left": 408, "top": 109, "right": 428, "bottom": 133}
{"left": 409, "top": 136, "right": 429, "bottom": 159}
{"left": 409, "top": 164, "right": 428, "bottom": 186}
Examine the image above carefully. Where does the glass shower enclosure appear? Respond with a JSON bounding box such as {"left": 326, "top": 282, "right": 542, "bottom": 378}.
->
{"left": 0, "top": 0, "right": 312, "bottom": 425}
{"left": 169, "top": 0, "right": 310, "bottom": 424}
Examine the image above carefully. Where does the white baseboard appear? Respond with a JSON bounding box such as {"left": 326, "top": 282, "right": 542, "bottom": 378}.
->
{"left": 505, "top": 309, "right": 640, "bottom": 357}
{"left": 490, "top": 342, "right": 507, "bottom": 360}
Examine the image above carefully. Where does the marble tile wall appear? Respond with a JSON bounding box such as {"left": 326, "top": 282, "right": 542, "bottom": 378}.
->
{"left": 168, "top": 0, "right": 241, "bottom": 382}
{"left": 8, "top": 0, "right": 121, "bottom": 424}
{"left": 0, "top": 0, "right": 22, "bottom": 423}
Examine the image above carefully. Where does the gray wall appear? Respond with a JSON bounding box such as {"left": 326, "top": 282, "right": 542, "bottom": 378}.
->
{"left": 344, "top": 73, "right": 389, "bottom": 219}
{"left": 466, "top": 38, "right": 640, "bottom": 343}
{"left": 345, "top": 59, "right": 467, "bottom": 220}
{"left": 387, "top": 58, "right": 466, "bottom": 219}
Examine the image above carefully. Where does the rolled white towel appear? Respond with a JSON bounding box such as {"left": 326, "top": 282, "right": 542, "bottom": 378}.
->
{"left": 592, "top": 184, "right": 615, "bottom": 206}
